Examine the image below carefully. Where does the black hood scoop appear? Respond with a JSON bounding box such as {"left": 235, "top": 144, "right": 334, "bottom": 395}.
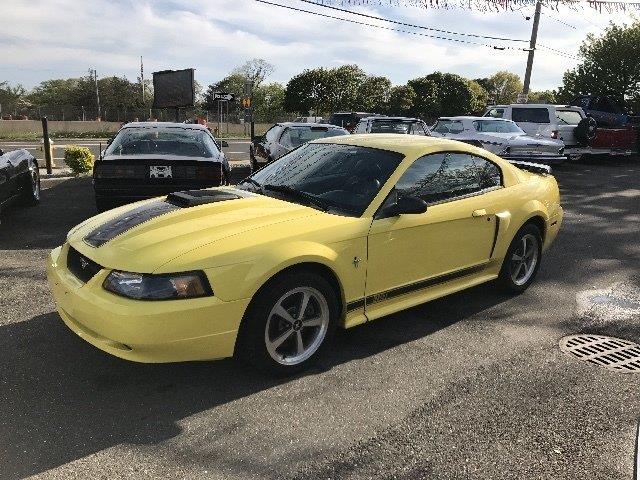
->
{"left": 84, "top": 189, "right": 247, "bottom": 248}
{"left": 166, "top": 189, "right": 244, "bottom": 207}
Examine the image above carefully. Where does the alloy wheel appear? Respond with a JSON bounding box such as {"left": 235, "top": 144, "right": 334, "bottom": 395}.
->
{"left": 510, "top": 233, "right": 539, "bottom": 286}
{"left": 264, "top": 286, "right": 330, "bottom": 365}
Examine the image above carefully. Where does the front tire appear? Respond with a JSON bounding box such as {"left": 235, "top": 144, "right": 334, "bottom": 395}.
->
{"left": 20, "top": 165, "right": 40, "bottom": 206}
{"left": 236, "top": 271, "right": 339, "bottom": 375}
{"left": 497, "top": 224, "right": 543, "bottom": 294}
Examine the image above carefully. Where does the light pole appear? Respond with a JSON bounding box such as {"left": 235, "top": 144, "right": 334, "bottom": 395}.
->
{"left": 522, "top": 0, "right": 542, "bottom": 98}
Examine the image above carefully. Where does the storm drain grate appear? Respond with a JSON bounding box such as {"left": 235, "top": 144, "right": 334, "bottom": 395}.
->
{"left": 559, "top": 335, "right": 640, "bottom": 373}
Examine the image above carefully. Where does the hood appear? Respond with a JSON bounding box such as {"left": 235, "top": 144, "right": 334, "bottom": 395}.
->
{"left": 68, "top": 188, "right": 321, "bottom": 273}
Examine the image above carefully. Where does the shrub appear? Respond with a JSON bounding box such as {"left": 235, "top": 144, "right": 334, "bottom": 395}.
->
{"left": 64, "top": 145, "right": 94, "bottom": 174}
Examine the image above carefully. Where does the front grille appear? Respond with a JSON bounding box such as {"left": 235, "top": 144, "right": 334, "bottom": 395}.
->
{"left": 67, "top": 246, "right": 103, "bottom": 283}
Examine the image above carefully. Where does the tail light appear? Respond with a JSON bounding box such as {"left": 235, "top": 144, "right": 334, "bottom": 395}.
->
{"left": 551, "top": 130, "right": 559, "bottom": 139}
{"left": 196, "top": 163, "right": 223, "bottom": 183}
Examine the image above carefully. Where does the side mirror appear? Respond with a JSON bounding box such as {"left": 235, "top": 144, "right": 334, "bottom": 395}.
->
{"left": 220, "top": 140, "right": 229, "bottom": 148}
{"left": 384, "top": 195, "right": 428, "bottom": 216}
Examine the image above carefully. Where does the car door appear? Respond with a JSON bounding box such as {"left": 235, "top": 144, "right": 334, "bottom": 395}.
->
{"left": 365, "top": 152, "right": 500, "bottom": 316}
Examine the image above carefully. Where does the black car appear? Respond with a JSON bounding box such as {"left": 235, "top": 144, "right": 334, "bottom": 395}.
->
{"left": 93, "top": 122, "right": 230, "bottom": 212}
{"left": 250, "top": 122, "right": 349, "bottom": 171}
{"left": 0, "top": 148, "right": 40, "bottom": 213}
{"left": 353, "top": 116, "right": 431, "bottom": 135}
{"left": 327, "top": 112, "right": 377, "bottom": 131}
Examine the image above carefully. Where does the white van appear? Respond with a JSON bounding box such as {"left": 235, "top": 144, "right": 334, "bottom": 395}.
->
{"left": 484, "top": 104, "right": 585, "bottom": 148}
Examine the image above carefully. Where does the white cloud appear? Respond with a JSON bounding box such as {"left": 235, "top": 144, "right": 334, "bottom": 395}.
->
{"left": 0, "top": 0, "right": 631, "bottom": 91}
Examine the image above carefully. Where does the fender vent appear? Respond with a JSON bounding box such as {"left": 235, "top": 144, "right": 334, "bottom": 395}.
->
{"left": 559, "top": 335, "right": 640, "bottom": 373}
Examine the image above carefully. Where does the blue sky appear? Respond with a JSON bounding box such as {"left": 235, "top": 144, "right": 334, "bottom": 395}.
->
{"left": 0, "top": 0, "right": 627, "bottom": 91}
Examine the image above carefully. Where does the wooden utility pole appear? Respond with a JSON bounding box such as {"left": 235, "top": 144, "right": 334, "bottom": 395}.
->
{"left": 522, "top": 0, "right": 542, "bottom": 97}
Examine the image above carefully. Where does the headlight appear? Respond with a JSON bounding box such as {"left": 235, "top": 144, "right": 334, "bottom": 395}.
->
{"left": 103, "top": 270, "right": 213, "bottom": 300}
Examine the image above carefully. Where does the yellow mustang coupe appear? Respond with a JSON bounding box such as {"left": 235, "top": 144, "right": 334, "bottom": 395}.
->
{"left": 47, "top": 135, "right": 562, "bottom": 374}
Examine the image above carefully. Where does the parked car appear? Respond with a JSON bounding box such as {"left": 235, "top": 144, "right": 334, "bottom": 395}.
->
{"left": 93, "top": 122, "right": 230, "bottom": 212}
{"left": 485, "top": 103, "right": 638, "bottom": 158}
{"left": 327, "top": 112, "right": 379, "bottom": 131}
{"left": 48, "top": 135, "right": 562, "bottom": 374}
{"left": 570, "top": 95, "right": 639, "bottom": 127}
{"left": 353, "top": 116, "right": 431, "bottom": 135}
{"left": 431, "top": 116, "right": 565, "bottom": 164}
{"left": 0, "top": 148, "right": 40, "bottom": 213}
{"left": 250, "top": 122, "right": 349, "bottom": 171}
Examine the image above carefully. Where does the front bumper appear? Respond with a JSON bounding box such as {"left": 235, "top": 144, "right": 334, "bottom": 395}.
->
{"left": 46, "top": 244, "right": 250, "bottom": 363}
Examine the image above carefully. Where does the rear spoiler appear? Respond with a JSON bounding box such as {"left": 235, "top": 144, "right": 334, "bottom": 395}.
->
{"left": 507, "top": 160, "right": 552, "bottom": 175}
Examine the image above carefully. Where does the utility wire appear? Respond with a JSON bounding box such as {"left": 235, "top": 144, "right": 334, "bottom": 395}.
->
{"left": 296, "top": 0, "right": 529, "bottom": 42}
{"left": 255, "top": 0, "right": 529, "bottom": 51}
{"left": 540, "top": 10, "right": 578, "bottom": 29}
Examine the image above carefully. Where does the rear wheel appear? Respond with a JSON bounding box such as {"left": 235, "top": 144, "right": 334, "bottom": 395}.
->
{"left": 497, "top": 224, "right": 543, "bottom": 294}
{"left": 236, "top": 271, "right": 338, "bottom": 375}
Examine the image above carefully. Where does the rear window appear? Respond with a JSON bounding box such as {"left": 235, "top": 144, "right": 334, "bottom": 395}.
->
{"left": 370, "top": 120, "right": 413, "bottom": 134}
{"left": 556, "top": 110, "right": 583, "bottom": 125}
{"left": 512, "top": 108, "right": 550, "bottom": 124}
{"left": 105, "top": 127, "right": 219, "bottom": 158}
{"left": 433, "top": 120, "right": 464, "bottom": 134}
{"left": 280, "top": 127, "right": 347, "bottom": 148}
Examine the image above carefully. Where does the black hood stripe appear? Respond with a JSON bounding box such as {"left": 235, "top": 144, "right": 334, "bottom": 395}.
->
{"left": 84, "top": 200, "right": 179, "bottom": 247}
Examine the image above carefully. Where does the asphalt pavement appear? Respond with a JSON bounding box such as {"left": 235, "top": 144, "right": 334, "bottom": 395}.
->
{"left": 0, "top": 156, "right": 639, "bottom": 479}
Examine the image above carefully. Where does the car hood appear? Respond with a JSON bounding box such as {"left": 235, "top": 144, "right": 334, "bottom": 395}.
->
{"left": 504, "top": 134, "right": 563, "bottom": 147}
{"left": 67, "top": 188, "right": 322, "bottom": 272}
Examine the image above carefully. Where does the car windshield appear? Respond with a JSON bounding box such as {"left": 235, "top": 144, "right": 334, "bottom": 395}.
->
{"left": 237, "top": 143, "right": 403, "bottom": 217}
{"left": 432, "top": 120, "right": 464, "bottom": 134}
{"left": 104, "top": 127, "right": 219, "bottom": 157}
{"left": 472, "top": 120, "right": 524, "bottom": 133}
{"left": 369, "top": 120, "right": 414, "bottom": 134}
{"left": 556, "top": 110, "right": 583, "bottom": 125}
{"left": 281, "top": 127, "right": 348, "bottom": 148}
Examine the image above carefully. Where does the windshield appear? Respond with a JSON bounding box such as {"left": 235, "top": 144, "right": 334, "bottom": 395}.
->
{"left": 237, "top": 143, "right": 403, "bottom": 216}
{"left": 370, "top": 120, "right": 414, "bottom": 134}
{"left": 556, "top": 110, "right": 583, "bottom": 125}
{"left": 105, "top": 127, "right": 219, "bottom": 157}
{"left": 472, "top": 120, "right": 524, "bottom": 133}
{"left": 280, "top": 127, "right": 348, "bottom": 148}
{"left": 432, "top": 120, "right": 464, "bottom": 134}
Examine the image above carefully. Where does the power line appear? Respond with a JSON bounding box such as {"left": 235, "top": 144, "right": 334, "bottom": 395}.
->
{"left": 540, "top": 10, "right": 578, "bottom": 29}
{"left": 255, "top": 0, "right": 529, "bottom": 51}
{"left": 537, "top": 43, "right": 580, "bottom": 59}
{"left": 296, "top": 0, "right": 529, "bottom": 42}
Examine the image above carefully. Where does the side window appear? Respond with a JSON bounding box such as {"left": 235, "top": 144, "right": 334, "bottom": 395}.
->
{"left": 485, "top": 108, "right": 504, "bottom": 118}
{"left": 264, "top": 126, "right": 281, "bottom": 142}
{"left": 410, "top": 123, "right": 427, "bottom": 135}
{"left": 512, "top": 108, "right": 550, "bottom": 123}
{"left": 354, "top": 122, "right": 368, "bottom": 134}
{"left": 278, "top": 128, "right": 292, "bottom": 147}
{"left": 474, "top": 156, "right": 502, "bottom": 189}
{"left": 395, "top": 152, "right": 482, "bottom": 205}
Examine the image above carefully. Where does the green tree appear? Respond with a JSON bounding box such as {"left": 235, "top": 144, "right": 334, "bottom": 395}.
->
{"left": 466, "top": 79, "right": 489, "bottom": 113}
{"left": 528, "top": 90, "right": 557, "bottom": 104}
{"left": 326, "top": 64, "right": 366, "bottom": 111}
{"left": 386, "top": 85, "right": 416, "bottom": 115}
{"left": 409, "top": 72, "right": 475, "bottom": 119}
{"left": 478, "top": 71, "right": 523, "bottom": 104}
{"left": 355, "top": 76, "right": 392, "bottom": 112}
{"left": 284, "top": 68, "right": 333, "bottom": 114}
{"left": 559, "top": 20, "right": 640, "bottom": 109}
{"left": 253, "top": 82, "right": 286, "bottom": 123}
{"left": 0, "top": 82, "right": 27, "bottom": 116}
{"left": 407, "top": 76, "right": 439, "bottom": 119}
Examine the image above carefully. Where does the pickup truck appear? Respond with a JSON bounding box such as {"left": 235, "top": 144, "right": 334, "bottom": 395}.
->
{"left": 484, "top": 103, "right": 638, "bottom": 159}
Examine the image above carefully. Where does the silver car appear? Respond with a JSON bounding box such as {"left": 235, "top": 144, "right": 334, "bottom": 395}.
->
{"left": 431, "top": 116, "right": 566, "bottom": 164}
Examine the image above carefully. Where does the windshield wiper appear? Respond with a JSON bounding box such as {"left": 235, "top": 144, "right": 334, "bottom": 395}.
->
{"left": 239, "top": 177, "right": 264, "bottom": 194}
{"left": 263, "top": 184, "right": 329, "bottom": 212}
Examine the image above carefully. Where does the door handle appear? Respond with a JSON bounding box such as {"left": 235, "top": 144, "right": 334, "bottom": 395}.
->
{"left": 472, "top": 209, "right": 487, "bottom": 217}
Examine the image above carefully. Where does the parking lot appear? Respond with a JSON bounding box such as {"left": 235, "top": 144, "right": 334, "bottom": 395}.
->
{"left": 0, "top": 156, "right": 639, "bottom": 479}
